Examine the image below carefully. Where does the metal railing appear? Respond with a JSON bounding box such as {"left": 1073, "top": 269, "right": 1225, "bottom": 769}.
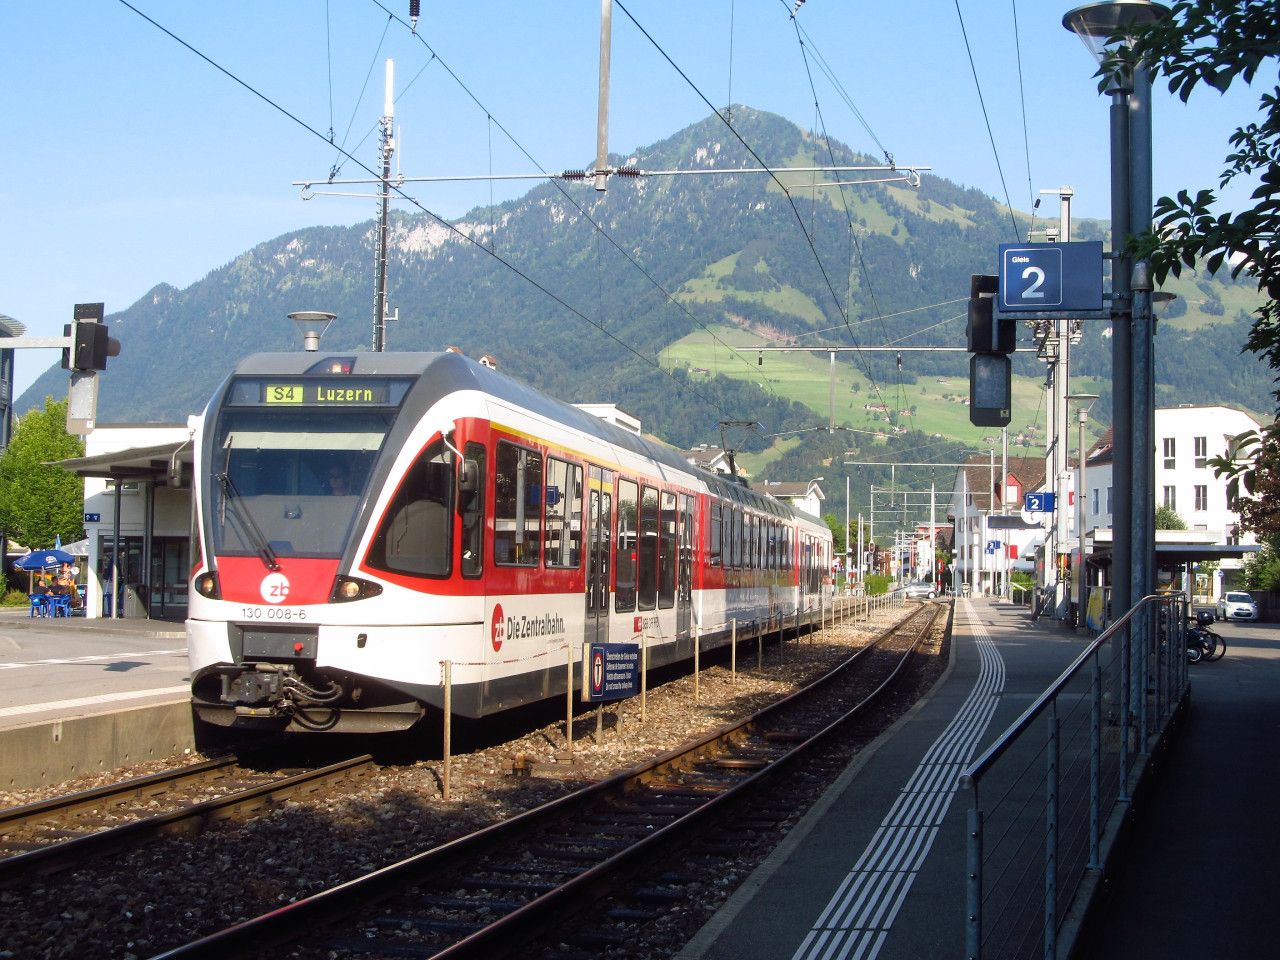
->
{"left": 960, "top": 592, "right": 1189, "bottom": 960}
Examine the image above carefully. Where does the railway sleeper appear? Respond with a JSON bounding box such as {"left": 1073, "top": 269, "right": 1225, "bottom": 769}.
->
{"left": 369, "top": 915, "right": 487, "bottom": 936}
{"left": 456, "top": 877, "right": 559, "bottom": 894}
{"left": 394, "top": 894, "right": 525, "bottom": 913}
{"left": 322, "top": 935, "right": 440, "bottom": 957}
{"left": 482, "top": 862, "right": 581, "bottom": 879}
{"left": 605, "top": 801, "right": 702, "bottom": 817}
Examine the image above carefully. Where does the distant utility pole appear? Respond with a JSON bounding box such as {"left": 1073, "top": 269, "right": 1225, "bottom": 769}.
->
{"left": 372, "top": 59, "right": 397, "bottom": 353}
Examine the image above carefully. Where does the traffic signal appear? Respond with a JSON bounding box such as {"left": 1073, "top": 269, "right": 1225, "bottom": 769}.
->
{"left": 61, "top": 303, "right": 119, "bottom": 372}
{"left": 966, "top": 275, "right": 1015, "bottom": 354}
{"left": 966, "top": 274, "right": 1014, "bottom": 427}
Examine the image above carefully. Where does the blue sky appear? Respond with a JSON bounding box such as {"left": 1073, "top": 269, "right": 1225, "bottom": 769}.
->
{"left": 0, "top": 1, "right": 1262, "bottom": 398}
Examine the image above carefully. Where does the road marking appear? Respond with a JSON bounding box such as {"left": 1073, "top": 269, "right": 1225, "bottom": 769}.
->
{"left": 791, "top": 599, "right": 1006, "bottom": 960}
{"left": 0, "top": 686, "right": 191, "bottom": 718}
{"left": 0, "top": 648, "right": 186, "bottom": 670}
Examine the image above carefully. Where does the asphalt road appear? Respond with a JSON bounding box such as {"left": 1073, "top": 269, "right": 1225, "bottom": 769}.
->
{"left": 0, "top": 608, "right": 187, "bottom": 730}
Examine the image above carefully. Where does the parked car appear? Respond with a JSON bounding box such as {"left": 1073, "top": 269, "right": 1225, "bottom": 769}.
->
{"left": 903, "top": 580, "right": 938, "bottom": 600}
{"left": 1216, "top": 591, "right": 1258, "bottom": 622}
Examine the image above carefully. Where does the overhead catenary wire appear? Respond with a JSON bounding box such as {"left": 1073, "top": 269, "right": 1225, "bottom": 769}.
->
{"left": 114, "top": 0, "right": 734, "bottom": 420}
{"left": 613, "top": 0, "right": 894, "bottom": 412}
{"left": 953, "top": 0, "right": 1020, "bottom": 241}
{"left": 361, "top": 0, "right": 782, "bottom": 399}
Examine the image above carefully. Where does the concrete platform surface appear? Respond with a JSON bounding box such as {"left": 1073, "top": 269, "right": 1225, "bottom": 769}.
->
{"left": 677, "top": 598, "right": 1104, "bottom": 960}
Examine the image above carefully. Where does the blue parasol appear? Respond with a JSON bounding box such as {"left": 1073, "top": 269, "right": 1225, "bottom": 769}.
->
{"left": 14, "top": 549, "right": 77, "bottom": 571}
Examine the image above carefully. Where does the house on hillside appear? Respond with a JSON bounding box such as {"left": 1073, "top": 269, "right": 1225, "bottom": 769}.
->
{"left": 759, "top": 479, "right": 826, "bottom": 519}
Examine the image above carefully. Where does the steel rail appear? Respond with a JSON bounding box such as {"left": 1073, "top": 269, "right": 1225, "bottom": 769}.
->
{"left": 149, "top": 602, "right": 942, "bottom": 960}
{"left": 0, "top": 754, "right": 375, "bottom": 886}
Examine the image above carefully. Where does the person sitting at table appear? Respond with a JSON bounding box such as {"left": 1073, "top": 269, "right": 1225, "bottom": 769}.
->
{"left": 31, "top": 577, "right": 50, "bottom": 595}
{"left": 53, "top": 565, "right": 81, "bottom": 607}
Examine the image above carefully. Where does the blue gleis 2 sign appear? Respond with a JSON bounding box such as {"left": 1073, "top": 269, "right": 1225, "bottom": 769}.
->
{"left": 998, "top": 241, "right": 1103, "bottom": 312}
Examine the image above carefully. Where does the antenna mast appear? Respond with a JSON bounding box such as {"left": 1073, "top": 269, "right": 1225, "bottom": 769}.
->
{"left": 372, "top": 59, "right": 396, "bottom": 352}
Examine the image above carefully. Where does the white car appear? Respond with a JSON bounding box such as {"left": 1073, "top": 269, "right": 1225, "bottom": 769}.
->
{"left": 1216, "top": 591, "right": 1259, "bottom": 622}
{"left": 903, "top": 581, "right": 938, "bottom": 600}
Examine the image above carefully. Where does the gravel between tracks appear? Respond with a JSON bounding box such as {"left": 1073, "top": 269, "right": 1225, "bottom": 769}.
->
{"left": 0, "top": 603, "right": 941, "bottom": 960}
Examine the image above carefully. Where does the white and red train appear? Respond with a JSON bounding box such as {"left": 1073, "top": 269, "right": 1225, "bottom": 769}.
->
{"left": 187, "top": 351, "right": 833, "bottom": 733}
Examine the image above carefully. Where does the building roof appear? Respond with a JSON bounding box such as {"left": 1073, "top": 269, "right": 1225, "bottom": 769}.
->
{"left": 958, "top": 454, "right": 1047, "bottom": 511}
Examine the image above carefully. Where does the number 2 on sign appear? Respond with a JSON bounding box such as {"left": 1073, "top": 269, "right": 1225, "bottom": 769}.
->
{"left": 1020, "top": 266, "right": 1046, "bottom": 299}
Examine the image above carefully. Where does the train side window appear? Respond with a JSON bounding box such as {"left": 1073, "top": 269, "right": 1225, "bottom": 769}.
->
{"left": 367, "top": 440, "right": 453, "bottom": 578}
{"left": 638, "top": 485, "right": 658, "bottom": 611}
{"left": 708, "top": 502, "right": 722, "bottom": 567}
{"left": 658, "top": 490, "right": 676, "bottom": 609}
{"left": 544, "top": 457, "right": 583, "bottom": 569}
{"left": 494, "top": 441, "right": 541, "bottom": 567}
{"left": 460, "top": 442, "right": 485, "bottom": 578}
{"left": 615, "top": 479, "right": 637, "bottom": 613}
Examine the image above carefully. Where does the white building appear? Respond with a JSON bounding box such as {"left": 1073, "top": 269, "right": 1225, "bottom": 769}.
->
{"left": 758, "top": 479, "right": 826, "bottom": 519}
{"left": 59, "top": 421, "right": 197, "bottom": 619}
{"left": 948, "top": 455, "right": 1049, "bottom": 597}
{"left": 1080, "top": 404, "right": 1260, "bottom": 600}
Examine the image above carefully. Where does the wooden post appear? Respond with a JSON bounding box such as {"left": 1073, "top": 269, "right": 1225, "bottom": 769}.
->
{"left": 595, "top": 703, "right": 604, "bottom": 745}
{"left": 442, "top": 660, "right": 452, "bottom": 801}
{"left": 731, "top": 617, "right": 737, "bottom": 682}
{"left": 566, "top": 644, "right": 574, "bottom": 756}
{"left": 694, "top": 622, "right": 701, "bottom": 704}
{"left": 641, "top": 631, "right": 648, "bottom": 722}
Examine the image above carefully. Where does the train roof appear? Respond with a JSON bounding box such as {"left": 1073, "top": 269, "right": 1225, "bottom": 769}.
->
{"left": 230, "top": 351, "right": 822, "bottom": 528}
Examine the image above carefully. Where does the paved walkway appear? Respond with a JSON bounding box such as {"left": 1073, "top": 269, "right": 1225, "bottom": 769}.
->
{"left": 678, "top": 597, "right": 1086, "bottom": 960}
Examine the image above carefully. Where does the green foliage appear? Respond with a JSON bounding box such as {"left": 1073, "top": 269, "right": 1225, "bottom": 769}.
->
{"left": 0, "top": 397, "right": 85, "bottom": 549}
{"left": 1210, "top": 422, "right": 1280, "bottom": 548}
{"left": 823, "top": 513, "right": 846, "bottom": 555}
{"left": 2, "top": 588, "right": 28, "bottom": 607}
{"left": 865, "top": 574, "right": 891, "bottom": 596}
{"left": 1155, "top": 505, "right": 1188, "bottom": 530}
{"left": 1240, "top": 544, "right": 1280, "bottom": 591}
{"left": 1112, "top": 1, "right": 1280, "bottom": 544}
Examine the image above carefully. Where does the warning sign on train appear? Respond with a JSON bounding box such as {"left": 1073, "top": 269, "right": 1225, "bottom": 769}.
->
{"left": 582, "top": 642, "right": 641, "bottom": 702}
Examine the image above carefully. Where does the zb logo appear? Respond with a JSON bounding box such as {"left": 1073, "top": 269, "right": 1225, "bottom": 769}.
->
{"left": 260, "top": 573, "right": 290, "bottom": 604}
{"left": 491, "top": 603, "right": 505, "bottom": 652}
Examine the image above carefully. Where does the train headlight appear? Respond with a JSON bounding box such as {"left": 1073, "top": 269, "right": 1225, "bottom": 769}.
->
{"left": 194, "top": 572, "right": 221, "bottom": 599}
{"left": 331, "top": 576, "right": 383, "bottom": 603}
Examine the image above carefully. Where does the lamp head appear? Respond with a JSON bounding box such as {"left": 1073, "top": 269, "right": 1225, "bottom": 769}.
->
{"left": 288, "top": 311, "right": 336, "bottom": 351}
{"left": 1062, "top": 1, "right": 1170, "bottom": 60}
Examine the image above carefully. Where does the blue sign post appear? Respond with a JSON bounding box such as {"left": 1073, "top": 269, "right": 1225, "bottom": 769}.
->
{"left": 998, "top": 242, "right": 1103, "bottom": 312}
{"left": 582, "top": 642, "right": 640, "bottom": 702}
{"left": 1024, "top": 492, "right": 1056, "bottom": 513}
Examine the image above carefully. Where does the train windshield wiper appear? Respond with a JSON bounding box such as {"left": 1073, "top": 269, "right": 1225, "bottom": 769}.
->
{"left": 217, "top": 472, "right": 280, "bottom": 571}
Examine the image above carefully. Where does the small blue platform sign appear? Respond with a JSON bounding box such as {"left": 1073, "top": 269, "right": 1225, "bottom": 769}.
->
{"left": 998, "top": 241, "right": 1103, "bottom": 312}
{"left": 1024, "top": 492, "right": 1056, "bottom": 513}
{"left": 582, "top": 642, "right": 641, "bottom": 702}
{"left": 84, "top": 513, "right": 101, "bottom": 523}
{"left": 985, "top": 540, "right": 1002, "bottom": 554}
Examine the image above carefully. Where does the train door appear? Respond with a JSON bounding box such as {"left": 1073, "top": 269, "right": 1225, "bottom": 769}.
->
{"left": 677, "top": 494, "right": 694, "bottom": 639}
{"left": 585, "top": 465, "right": 613, "bottom": 644}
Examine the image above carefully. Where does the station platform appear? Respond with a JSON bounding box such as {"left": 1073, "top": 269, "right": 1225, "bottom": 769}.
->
{"left": 0, "top": 608, "right": 192, "bottom": 788}
{"left": 677, "top": 596, "right": 1280, "bottom": 960}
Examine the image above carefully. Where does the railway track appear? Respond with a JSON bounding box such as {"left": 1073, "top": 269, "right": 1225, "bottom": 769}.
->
{"left": 150, "top": 601, "right": 947, "bottom": 960}
{"left": 0, "top": 753, "right": 375, "bottom": 886}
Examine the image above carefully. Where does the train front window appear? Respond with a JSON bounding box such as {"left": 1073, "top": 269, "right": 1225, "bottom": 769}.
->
{"left": 211, "top": 409, "right": 389, "bottom": 559}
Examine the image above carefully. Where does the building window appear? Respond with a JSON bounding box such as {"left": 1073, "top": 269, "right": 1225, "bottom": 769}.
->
{"left": 1163, "top": 486, "right": 1176, "bottom": 510}
{"left": 1092, "top": 488, "right": 1099, "bottom": 514}
{"left": 1194, "top": 436, "right": 1208, "bottom": 468}
{"left": 1163, "top": 437, "right": 1176, "bottom": 470}
{"left": 1194, "top": 485, "right": 1208, "bottom": 511}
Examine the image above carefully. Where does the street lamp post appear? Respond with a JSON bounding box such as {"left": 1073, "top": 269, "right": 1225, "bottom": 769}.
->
{"left": 1068, "top": 393, "right": 1100, "bottom": 627}
{"left": 1063, "top": 1, "right": 1169, "bottom": 622}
